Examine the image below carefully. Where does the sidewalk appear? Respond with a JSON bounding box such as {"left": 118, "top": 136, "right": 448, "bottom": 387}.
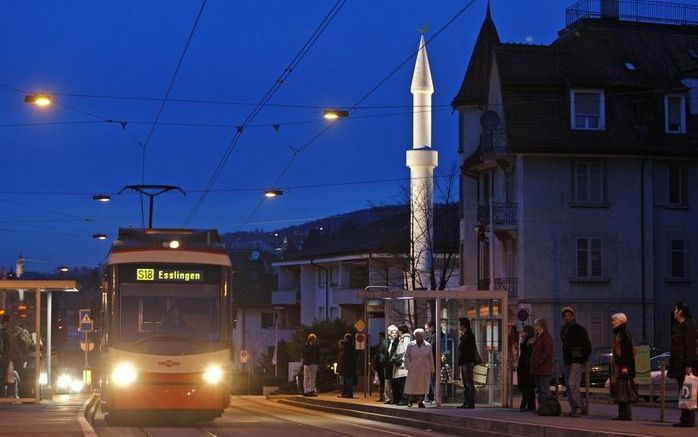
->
{"left": 0, "top": 394, "right": 95, "bottom": 436}
{"left": 273, "top": 393, "right": 696, "bottom": 437}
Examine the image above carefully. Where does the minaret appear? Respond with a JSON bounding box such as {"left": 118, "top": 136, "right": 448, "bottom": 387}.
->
{"left": 16, "top": 253, "right": 24, "bottom": 278}
{"left": 406, "top": 34, "right": 438, "bottom": 289}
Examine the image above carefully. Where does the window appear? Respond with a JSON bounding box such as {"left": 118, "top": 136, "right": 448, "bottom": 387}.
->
{"left": 665, "top": 94, "right": 686, "bottom": 134}
{"left": 330, "top": 307, "right": 339, "bottom": 319}
{"left": 573, "top": 161, "right": 605, "bottom": 203}
{"left": 318, "top": 268, "right": 326, "bottom": 287}
{"left": 330, "top": 266, "right": 339, "bottom": 286}
{"left": 670, "top": 240, "right": 686, "bottom": 279}
{"left": 318, "top": 306, "right": 325, "bottom": 319}
{"left": 571, "top": 90, "right": 605, "bottom": 130}
{"left": 261, "top": 312, "right": 275, "bottom": 329}
{"left": 668, "top": 165, "right": 688, "bottom": 206}
{"left": 576, "top": 237, "right": 603, "bottom": 278}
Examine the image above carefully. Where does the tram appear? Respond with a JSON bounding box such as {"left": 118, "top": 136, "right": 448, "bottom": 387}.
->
{"left": 100, "top": 228, "right": 232, "bottom": 422}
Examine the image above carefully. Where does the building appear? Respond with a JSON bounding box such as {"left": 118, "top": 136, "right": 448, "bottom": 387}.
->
{"left": 272, "top": 204, "right": 460, "bottom": 340}
{"left": 454, "top": 0, "right": 698, "bottom": 352}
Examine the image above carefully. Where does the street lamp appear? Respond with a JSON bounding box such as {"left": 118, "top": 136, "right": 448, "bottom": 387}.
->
{"left": 24, "top": 94, "right": 53, "bottom": 107}
{"left": 118, "top": 185, "right": 185, "bottom": 228}
{"left": 57, "top": 266, "right": 69, "bottom": 273}
{"left": 92, "top": 233, "right": 108, "bottom": 240}
{"left": 92, "top": 194, "right": 111, "bottom": 202}
{"left": 323, "top": 108, "right": 349, "bottom": 120}
{"left": 264, "top": 189, "right": 283, "bottom": 198}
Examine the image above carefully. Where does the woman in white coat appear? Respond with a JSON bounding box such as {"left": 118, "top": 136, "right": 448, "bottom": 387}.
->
{"left": 404, "top": 328, "right": 434, "bottom": 408}
{"left": 389, "top": 325, "right": 411, "bottom": 405}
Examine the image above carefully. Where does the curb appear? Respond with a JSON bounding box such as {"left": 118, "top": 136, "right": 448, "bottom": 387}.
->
{"left": 78, "top": 393, "right": 100, "bottom": 437}
{"left": 275, "top": 396, "right": 654, "bottom": 437}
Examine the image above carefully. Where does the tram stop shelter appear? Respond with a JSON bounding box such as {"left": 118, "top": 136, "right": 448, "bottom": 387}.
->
{"left": 359, "top": 288, "right": 511, "bottom": 407}
{"left": 0, "top": 280, "right": 78, "bottom": 404}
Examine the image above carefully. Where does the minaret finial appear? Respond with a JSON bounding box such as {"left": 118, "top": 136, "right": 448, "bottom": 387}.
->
{"left": 417, "top": 22, "right": 430, "bottom": 35}
{"left": 486, "top": 0, "right": 492, "bottom": 19}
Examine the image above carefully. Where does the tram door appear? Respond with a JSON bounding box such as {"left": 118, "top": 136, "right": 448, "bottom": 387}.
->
{"left": 442, "top": 299, "right": 504, "bottom": 405}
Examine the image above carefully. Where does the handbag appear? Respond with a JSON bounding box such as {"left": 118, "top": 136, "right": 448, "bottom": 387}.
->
{"left": 474, "top": 347, "right": 483, "bottom": 365}
{"left": 613, "top": 378, "right": 639, "bottom": 404}
{"left": 678, "top": 373, "right": 698, "bottom": 410}
{"left": 389, "top": 353, "right": 404, "bottom": 367}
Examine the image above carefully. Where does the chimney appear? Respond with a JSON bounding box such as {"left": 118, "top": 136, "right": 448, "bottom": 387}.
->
{"left": 601, "top": 0, "right": 620, "bottom": 20}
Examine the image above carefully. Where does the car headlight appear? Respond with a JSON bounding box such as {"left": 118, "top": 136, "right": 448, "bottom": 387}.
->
{"left": 57, "top": 374, "right": 72, "bottom": 390}
{"left": 202, "top": 365, "right": 223, "bottom": 384}
{"left": 112, "top": 363, "right": 137, "bottom": 387}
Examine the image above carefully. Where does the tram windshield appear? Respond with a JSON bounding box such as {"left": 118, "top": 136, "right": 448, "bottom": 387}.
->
{"left": 120, "top": 283, "right": 220, "bottom": 343}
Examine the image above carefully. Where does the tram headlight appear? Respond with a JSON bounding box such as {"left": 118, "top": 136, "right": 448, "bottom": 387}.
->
{"left": 112, "top": 363, "right": 137, "bottom": 387}
{"left": 202, "top": 365, "right": 224, "bottom": 384}
{"left": 57, "top": 374, "right": 72, "bottom": 390}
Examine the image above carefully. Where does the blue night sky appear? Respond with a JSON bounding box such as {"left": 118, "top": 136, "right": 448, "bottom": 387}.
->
{"left": 1, "top": 0, "right": 680, "bottom": 271}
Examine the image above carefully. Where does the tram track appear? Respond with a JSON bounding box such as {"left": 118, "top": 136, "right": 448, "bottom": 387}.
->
{"left": 139, "top": 426, "right": 218, "bottom": 437}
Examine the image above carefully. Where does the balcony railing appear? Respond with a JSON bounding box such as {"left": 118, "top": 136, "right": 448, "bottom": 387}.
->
{"left": 493, "top": 277, "right": 518, "bottom": 299}
{"left": 477, "top": 203, "right": 518, "bottom": 226}
{"left": 566, "top": 0, "right": 698, "bottom": 27}
{"left": 479, "top": 128, "right": 508, "bottom": 154}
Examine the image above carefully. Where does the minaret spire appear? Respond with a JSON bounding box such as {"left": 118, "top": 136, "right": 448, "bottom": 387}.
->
{"left": 406, "top": 33, "right": 438, "bottom": 289}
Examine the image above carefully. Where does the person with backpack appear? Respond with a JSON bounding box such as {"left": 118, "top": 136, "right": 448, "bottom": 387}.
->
{"left": 669, "top": 302, "right": 696, "bottom": 428}
{"left": 560, "top": 306, "right": 591, "bottom": 417}
{"left": 611, "top": 313, "right": 635, "bottom": 421}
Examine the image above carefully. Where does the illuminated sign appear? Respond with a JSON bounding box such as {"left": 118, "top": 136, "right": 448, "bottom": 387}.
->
{"left": 136, "top": 268, "right": 203, "bottom": 282}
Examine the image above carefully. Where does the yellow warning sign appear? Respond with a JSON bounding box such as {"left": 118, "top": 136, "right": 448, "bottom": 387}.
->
{"left": 354, "top": 319, "right": 365, "bottom": 332}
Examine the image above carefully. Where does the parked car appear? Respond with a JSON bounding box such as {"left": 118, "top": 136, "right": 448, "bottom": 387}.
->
{"left": 560, "top": 350, "right": 611, "bottom": 388}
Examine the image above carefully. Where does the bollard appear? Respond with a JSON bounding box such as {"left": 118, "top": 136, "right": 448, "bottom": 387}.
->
{"left": 660, "top": 361, "right": 666, "bottom": 423}
{"left": 554, "top": 361, "right": 560, "bottom": 398}
{"left": 649, "top": 365, "right": 654, "bottom": 407}
{"left": 584, "top": 361, "right": 590, "bottom": 415}
{"left": 509, "top": 359, "right": 515, "bottom": 408}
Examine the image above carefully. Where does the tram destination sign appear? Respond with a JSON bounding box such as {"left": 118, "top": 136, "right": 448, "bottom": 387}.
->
{"left": 136, "top": 267, "right": 204, "bottom": 282}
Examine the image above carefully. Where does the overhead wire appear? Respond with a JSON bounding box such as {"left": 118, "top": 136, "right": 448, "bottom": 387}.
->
{"left": 183, "top": 0, "right": 347, "bottom": 226}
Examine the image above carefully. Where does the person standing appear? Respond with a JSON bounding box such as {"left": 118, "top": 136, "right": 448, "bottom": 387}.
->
{"left": 385, "top": 325, "right": 400, "bottom": 404}
{"left": 404, "top": 328, "right": 434, "bottom": 408}
{"left": 423, "top": 321, "right": 437, "bottom": 404}
{"left": 560, "top": 307, "right": 591, "bottom": 417}
{"left": 610, "top": 313, "right": 635, "bottom": 421}
{"left": 531, "top": 319, "right": 553, "bottom": 405}
{"left": 390, "top": 325, "right": 411, "bottom": 405}
{"left": 457, "top": 317, "right": 477, "bottom": 409}
{"left": 373, "top": 331, "right": 387, "bottom": 402}
{"left": 518, "top": 325, "right": 536, "bottom": 412}
{"left": 670, "top": 302, "right": 696, "bottom": 428}
{"left": 337, "top": 333, "right": 357, "bottom": 398}
{"left": 0, "top": 315, "right": 9, "bottom": 397}
{"left": 302, "top": 333, "right": 319, "bottom": 396}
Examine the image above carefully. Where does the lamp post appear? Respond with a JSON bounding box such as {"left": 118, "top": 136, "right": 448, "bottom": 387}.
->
{"left": 273, "top": 306, "right": 284, "bottom": 380}
{"left": 118, "top": 185, "right": 185, "bottom": 228}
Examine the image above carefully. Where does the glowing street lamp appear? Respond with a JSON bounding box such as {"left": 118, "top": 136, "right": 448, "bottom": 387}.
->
{"left": 92, "top": 233, "right": 108, "bottom": 240}
{"left": 264, "top": 189, "right": 283, "bottom": 198}
{"left": 24, "top": 94, "right": 53, "bottom": 107}
{"left": 322, "top": 108, "right": 349, "bottom": 120}
{"left": 92, "top": 194, "right": 111, "bottom": 202}
{"left": 57, "top": 266, "right": 69, "bottom": 273}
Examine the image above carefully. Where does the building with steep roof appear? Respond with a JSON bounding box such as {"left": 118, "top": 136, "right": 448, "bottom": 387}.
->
{"left": 455, "top": 0, "right": 698, "bottom": 351}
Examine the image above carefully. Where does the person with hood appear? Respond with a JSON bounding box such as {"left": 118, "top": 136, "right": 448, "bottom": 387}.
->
{"left": 457, "top": 317, "right": 478, "bottom": 409}
{"left": 302, "top": 333, "right": 319, "bottom": 396}
{"left": 404, "top": 328, "right": 434, "bottom": 408}
{"left": 531, "top": 318, "right": 553, "bottom": 404}
{"left": 337, "top": 333, "right": 356, "bottom": 398}
{"left": 669, "top": 302, "right": 696, "bottom": 428}
{"left": 518, "top": 325, "right": 536, "bottom": 412}
{"left": 560, "top": 306, "right": 591, "bottom": 417}
{"left": 610, "top": 313, "right": 635, "bottom": 421}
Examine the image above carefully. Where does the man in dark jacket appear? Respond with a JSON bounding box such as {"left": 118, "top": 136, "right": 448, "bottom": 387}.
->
{"left": 532, "top": 318, "right": 553, "bottom": 404}
{"left": 457, "top": 317, "right": 477, "bottom": 409}
{"left": 670, "top": 302, "right": 696, "bottom": 428}
{"left": 373, "top": 332, "right": 387, "bottom": 402}
{"left": 560, "top": 307, "right": 591, "bottom": 417}
{"left": 337, "top": 333, "right": 357, "bottom": 398}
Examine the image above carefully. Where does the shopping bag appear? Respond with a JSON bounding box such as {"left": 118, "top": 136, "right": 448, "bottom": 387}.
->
{"left": 678, "top": 373, "right": 698, "bottom": 410}
{"left": 6, "top": 361, "right": 15, "bottom": 384}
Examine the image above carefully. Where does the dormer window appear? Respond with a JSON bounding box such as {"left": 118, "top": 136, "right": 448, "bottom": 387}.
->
{"left": 571, "top": 90, "right": 605, "bottom": 130}
{"left": 665, "top": 94, "right": 686, "bottom": 134}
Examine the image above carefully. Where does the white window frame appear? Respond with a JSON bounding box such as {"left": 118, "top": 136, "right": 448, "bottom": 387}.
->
{"left": 571, "top": 89, "right": 605, "bottom": 130}
{"left": 576, "top": 237, "right": 604, "bottom": 278}
{"left": 664, "top": 94, "right": 686, "bottom": 134}
{"left": 573, "top": 161, "right": 605, "bottom": 203}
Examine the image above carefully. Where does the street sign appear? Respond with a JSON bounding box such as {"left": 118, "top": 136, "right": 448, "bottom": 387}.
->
{"left": 634, "top": 345, "right": 651, "bottom": 385}
{"left": 354, "top": 319, "right": 366, "bottom": 332}
{"left": 517, "top": 308, "right": 529, "bottom": 322}
{"left": 78, "top": 309, "right": 93, "bottom": 332}
{"left": 240, "top": 349, "right": 249, "bottom": 364}
{"left": 80, "top": 340, "right": 95, "bottom": 352}
{"left": 355, "top": 333, "right": 366, "bottom": 350}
